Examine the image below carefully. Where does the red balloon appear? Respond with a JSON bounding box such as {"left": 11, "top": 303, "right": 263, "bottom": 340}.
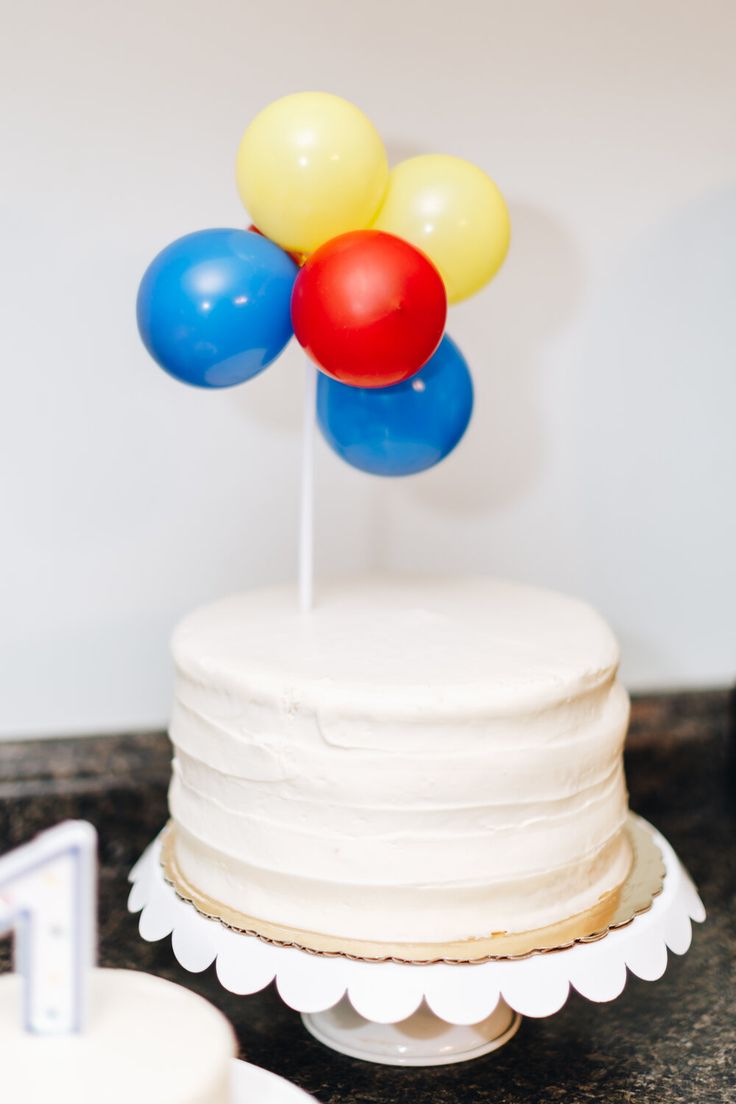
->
{"left": 291, "top": 230, "right": 447, "bottom": 388}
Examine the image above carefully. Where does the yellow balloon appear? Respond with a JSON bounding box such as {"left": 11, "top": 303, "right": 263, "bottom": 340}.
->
{"left": 236, "top": 92, "right": 388, "bottom": 256}
{"left": 372, "top": 155, "right": 510, "bottom": 304}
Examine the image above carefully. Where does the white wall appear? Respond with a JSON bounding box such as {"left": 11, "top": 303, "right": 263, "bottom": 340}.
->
{"left": 1, "top": 0, "right": 734, "bottom": 737}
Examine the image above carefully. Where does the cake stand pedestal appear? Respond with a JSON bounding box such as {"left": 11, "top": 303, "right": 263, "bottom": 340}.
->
{"left": 128, "top": 818, "right": 704, "bottom": 1067}
{"left": 300, "top": 994, "right": 521, "bottom": 1065}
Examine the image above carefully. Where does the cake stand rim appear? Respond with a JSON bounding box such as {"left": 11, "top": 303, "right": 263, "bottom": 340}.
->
{"left": 128, "top": 815, "right": 705, "bottom": 1025}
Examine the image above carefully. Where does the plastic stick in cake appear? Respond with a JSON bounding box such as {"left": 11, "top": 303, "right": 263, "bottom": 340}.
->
{"left": 299, "top": 358, "right": 317, "bottom": 613}
{"left": 0, "top": 821, "right": 96, "bottom": 1034}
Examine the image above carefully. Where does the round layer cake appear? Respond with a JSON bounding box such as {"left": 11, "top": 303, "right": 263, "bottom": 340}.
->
{"left": 168, "top": 576, "right": 631, "bottom": 944}
{"left": 0, "top": 968, "right": 236, "bottom": 1103}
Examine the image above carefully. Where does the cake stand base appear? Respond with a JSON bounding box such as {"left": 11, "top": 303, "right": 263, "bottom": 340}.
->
{"left": 301, "top": 996, "right": 521, "bottom": 1066}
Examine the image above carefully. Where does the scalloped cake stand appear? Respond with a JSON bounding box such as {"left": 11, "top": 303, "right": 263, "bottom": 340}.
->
{"left": 128, "top": 818, "right": 704, "bottom": 1067}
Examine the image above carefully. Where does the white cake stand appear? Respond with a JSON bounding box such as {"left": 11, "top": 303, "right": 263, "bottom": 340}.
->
{"left": 128, "top": 818, "right": 704, "bottom": 1067}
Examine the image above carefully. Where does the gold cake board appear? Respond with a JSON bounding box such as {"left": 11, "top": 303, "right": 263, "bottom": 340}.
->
{"left": 160, "top": 813, "right": 664, "bottom": 965}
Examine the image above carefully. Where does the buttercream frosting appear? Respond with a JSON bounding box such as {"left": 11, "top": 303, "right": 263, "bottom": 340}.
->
{"left": 168, "top": 576, "right": 631, "bottom": 942}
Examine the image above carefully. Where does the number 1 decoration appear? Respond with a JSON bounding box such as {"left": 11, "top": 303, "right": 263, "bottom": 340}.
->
{"left": 136, "top": 91, "right": 510, "bottom": 608}
{"left": 0, "top": 821, "right": 97, "bottom": 1034}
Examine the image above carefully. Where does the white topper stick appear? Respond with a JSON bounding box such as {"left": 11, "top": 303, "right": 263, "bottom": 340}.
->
{"left": 0, "top": 821, "right": 97, "bottom": 1035}
{"left": 298, "top": 359, "right": 317, "bottom": 613}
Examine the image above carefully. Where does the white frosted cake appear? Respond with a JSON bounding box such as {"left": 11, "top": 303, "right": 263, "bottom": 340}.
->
{"left": 168, "top": 576, "right": 631, "bottom": 944}
{"left": 0, "top": 968, "right": 236, "bottom": 1103}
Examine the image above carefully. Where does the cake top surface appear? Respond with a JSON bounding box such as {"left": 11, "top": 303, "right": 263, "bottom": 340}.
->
{"left": 0, "top": 968, "right": 234, "bottom": 1101}
{"left": 173, "top": 576, "right": 620, "bottom": 717}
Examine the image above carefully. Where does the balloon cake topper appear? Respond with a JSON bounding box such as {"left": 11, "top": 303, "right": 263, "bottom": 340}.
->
{"left": 136, "top": 90, "right": 509, "bottom": 606}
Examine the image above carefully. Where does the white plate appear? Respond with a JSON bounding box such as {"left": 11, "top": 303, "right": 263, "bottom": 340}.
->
{"left": 232, "top": 1059, "right": 317, "bottom": 1103}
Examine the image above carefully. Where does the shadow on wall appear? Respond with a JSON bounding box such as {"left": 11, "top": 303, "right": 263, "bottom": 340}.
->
{"left": 406, "top": 201, "right": 585, "bottom": 515}
{"left": 574, "top": 185, "right": 736, "bottom": 686}
{"left": 227, "top": 338, "right": 304, "bottom": 436}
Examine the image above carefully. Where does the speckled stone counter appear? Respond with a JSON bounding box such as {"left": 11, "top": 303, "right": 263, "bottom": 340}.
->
{"left": 0, "top": 691, "right": 734, "bottom": 1103}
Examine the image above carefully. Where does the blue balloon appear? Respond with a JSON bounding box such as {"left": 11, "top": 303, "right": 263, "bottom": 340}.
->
{"left": 317, "top": 334, "right": 473, "bottom": 476}
{"left": 136, "top": 228, "right": 298, "bottom": 388}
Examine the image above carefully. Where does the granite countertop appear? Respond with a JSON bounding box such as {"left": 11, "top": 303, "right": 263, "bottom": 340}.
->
{"left": 0, "top": 690, "right": 733, "bottom": 1102}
